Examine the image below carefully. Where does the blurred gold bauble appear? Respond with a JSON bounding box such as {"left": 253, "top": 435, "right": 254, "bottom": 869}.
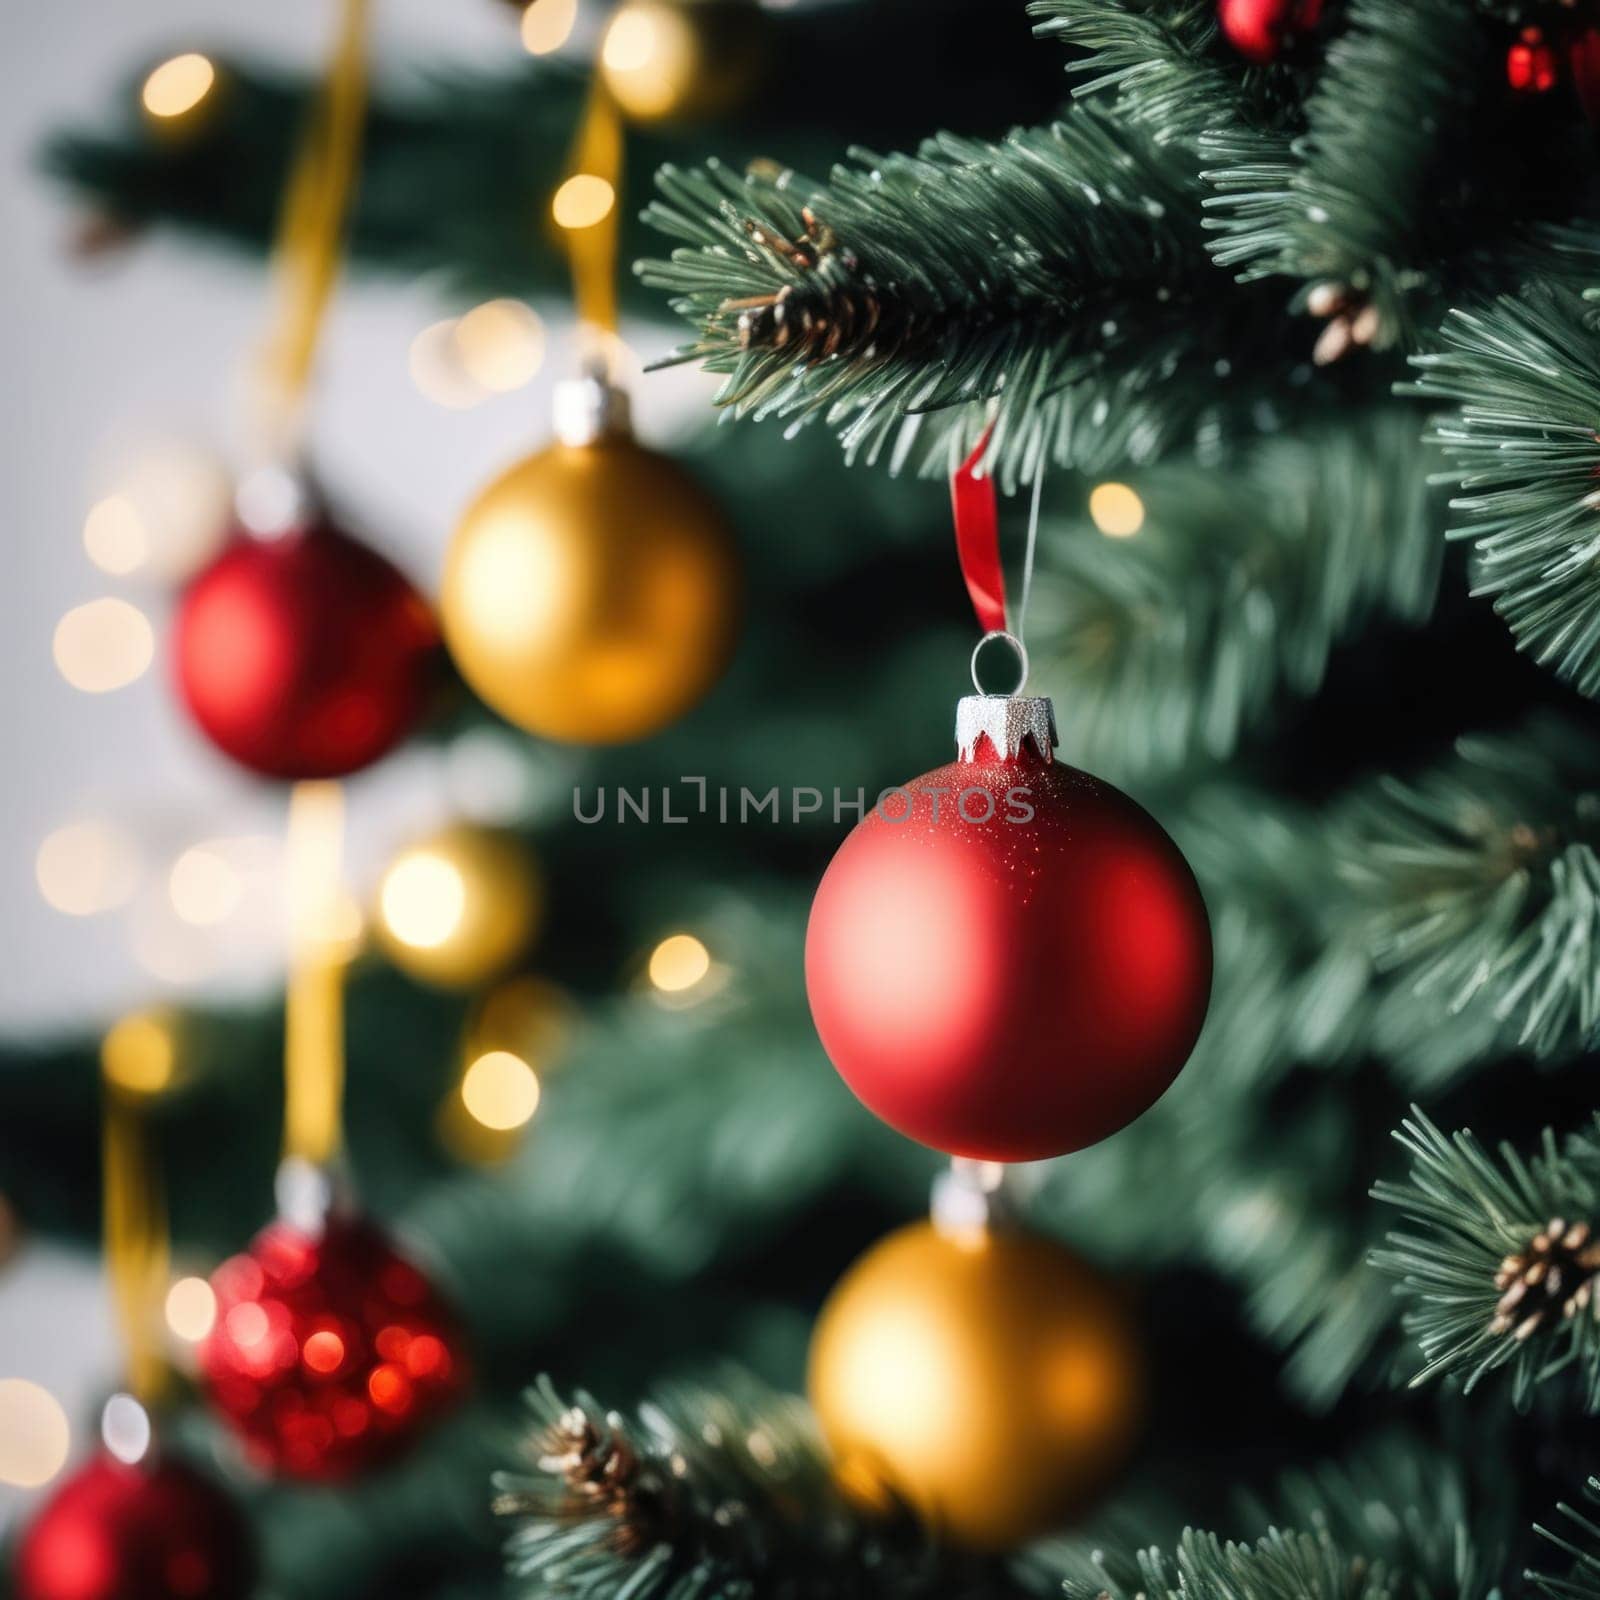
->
{"left": 442, "top": 382, "right": 739, "bottom": 745}
{"left": 598, "top": 0, "right": 766, "bottom": 125}
{"left": 374, "top": 825, "right": 541, "bottom": 989}
{"left": 807, "top": 1220, "right": 1142, "bottom": 1550}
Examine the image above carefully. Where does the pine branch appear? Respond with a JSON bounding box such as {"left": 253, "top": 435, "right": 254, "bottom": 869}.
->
{"left": 495, "top": 1373, "right": 1026, "bottom": 1600}
{"left": 1250, "top": 1434, "right": 1507, "bottom": 1600}
{"left": 640, "top": 109, "right": 1356, "bottom": 485}
{"left": 1029, "top": 0, "right": 1247, "bottom": 144}
{"left": 1202, "top": 0, "right": 1497, "bottom": 353}
{"left": 1407, "top": 263, "right": 1600, "bottom": 698}
{"left": 1031, "top": 413, "right": 1440, "bottom": 780}
{"left": 1372, "top": 1108, "right": 1600, "bottom": 1411}
{"left": 1533, "top": 1479, "right": 1600, "bottom": 1600}
{"left": 41, "top": 2, "right": 1063, "bottom": 302}
{"left": 1060, "top": 1525, "right": 1393, "bottom": 1600}
{"left": 1332, "top": 719, "right": 1600, "bottom": 1064}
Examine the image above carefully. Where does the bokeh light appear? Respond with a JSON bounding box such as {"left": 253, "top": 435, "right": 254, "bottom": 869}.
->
{"left": 521, "top": 0, "right": 578, "bottom": 55}
{"left": 380, "top": 851, "right": 466, "bottom": 949}
{"left": 82, "top": 495, "right": 149, "bottom": 576}
{"left": 165, "top": 1275, "right": 217, "bottom": 1342}
{"left": 35, "top": 820, "right": 140, "bottom": 915}
{"left": 141, "top": 53, "right": 216, "bottom": 120}
{"left": 1088, "top": 483, "right": 1145, "bottom": 538}
{"left": 53, "top": 598, "right": 155, "bottom": 692}
{"left": 460, "top": 1050, "right": 541, "bottom": 1131}
{"left": 101, "top": 1394, "right": 152, "bottom": 1465}
{"left": 408, "top": 319, "right": 483, "bottom": 410}
{"left": 0, "top": 1379, "right": 70, "bottom": 1489}
{"left": 648, "top": 933, "right": 711, "bottom": 993}
{"left": 552, "top": 174, "right": 616, "bottom": 231}
{"left": 168, "top": 844, "right": 243, "bottom": 927}
{"left": 91, "top": 440, "right": 233, "bottom": 582}
{"left": 101, "top": 1010, "right": 179, "bottom": 1097}
{"left": 454, "top": 300, "right": 545, "bottom": 393}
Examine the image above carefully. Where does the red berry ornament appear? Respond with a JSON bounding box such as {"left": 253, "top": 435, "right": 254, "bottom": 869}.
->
{"left": 1217, "top": 0, "right": 1324, "bottom": 63}
{"left": 1507, "top": 27, "right": 1560, "bottom": 94}
{"left": 201, "top": 1209, "right": 467, "bottom": 1479}
{"left": 805, "top": 695, "right": 1212, "bottom": 1163}
{"left": 14, "top": 1454, "right": 254, "bottom": 1600}
{"left": 174, "top": 498, "right": 439, "bottom": 780}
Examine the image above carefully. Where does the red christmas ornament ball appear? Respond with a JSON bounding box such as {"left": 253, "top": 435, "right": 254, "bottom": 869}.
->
{"left": 1507, "top": 27, "right": 1560, "bottom": 94}
{"left": 174, "top": 518, "right": 439, "bottom": 780}
{"left": 200, "top": 1212, "right": 467, "bottom": 1480}
{"left": 1216, "top": 0, "right": 1323, "bottom": 63}
{"left": 805, "top": 699, "right": 1212, "bottom": 1163}
{"left": 14, "top": 1454, "right": 254, "bottom": 1600}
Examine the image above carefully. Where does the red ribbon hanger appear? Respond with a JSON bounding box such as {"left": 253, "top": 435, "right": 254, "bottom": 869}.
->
{"left": 950, "top": 424, "right": 1006, "bottom": 634}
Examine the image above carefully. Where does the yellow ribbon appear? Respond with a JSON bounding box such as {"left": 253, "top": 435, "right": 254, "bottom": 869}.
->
{"left": 283, "top": 780, "right": 350, "bottom": 1166}
{"left": 102, "top": 1072, "right": 170, "bottom": 1405}
{"left": 258, "top": 0, "right": 371, "bottom": 451}
{"left": 559, "top": 77, "right": 626, "bottom": 357}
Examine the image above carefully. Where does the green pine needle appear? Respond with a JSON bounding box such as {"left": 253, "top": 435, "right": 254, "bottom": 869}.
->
{"left": 639, "top": 110, "right": 1330, "bottom": 485}
{"left": 1372, "top": 1108, "right": 1600, "bottom": 1411}
{"left": 1532, "top": 1481, "right": 1600, "bottom": 1600}
{"left": 1333, "top": 721, "right": 1600, "bottom": 1063}
{"left": 1409, "top": 269, "right": 1600, "bottom": 698}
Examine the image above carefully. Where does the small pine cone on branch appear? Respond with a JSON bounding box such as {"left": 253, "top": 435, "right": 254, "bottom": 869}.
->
{"left": 1490, "top": 1217, "right": 1600, "bottom": 1341}
{"left": 499, "top": 1404, "right": 666, "bottom": 1558}
{"left": 719, "top": 208, "right": 922, "bottom": 365}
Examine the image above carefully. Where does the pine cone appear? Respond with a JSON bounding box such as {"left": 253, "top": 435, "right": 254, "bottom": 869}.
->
{"left": 536, "top": 1406, "right": 661, "bottom": 1556}
{"left": 1490, "top": 1217, "right": 1600, "bottom": 1340}
{"left": 718, "top": 208, "right": 922, "bottom": 365}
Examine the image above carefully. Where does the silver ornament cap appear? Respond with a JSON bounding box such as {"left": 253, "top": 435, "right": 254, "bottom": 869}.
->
{"left": 553, "top": 375, "right": 631, "bottom": 448}
{"left": 955, "top": 694, "right": 1057, "bottom": 763}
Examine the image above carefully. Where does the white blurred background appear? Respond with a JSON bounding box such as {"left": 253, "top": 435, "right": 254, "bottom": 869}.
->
{"left": 0, "top": 0, "right": 705, "bottom": 1530}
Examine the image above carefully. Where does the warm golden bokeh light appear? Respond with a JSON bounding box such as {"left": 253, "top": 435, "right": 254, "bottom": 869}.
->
{"left": 83, "top": 495, "right": 150, "bottom": 576}
{"left": 165, "top": 1275, "right": 218, "bottom": 1342}
{"left": 599, "top": 1, "right": 703, "bottom": 120}
{"left": 380, "top": 852, "right": 467, "bottom": 949}
{"left": 520, "top": 0, "right": 578, "bottom": 55}
{"left": 168, "top": 845, "right": 243, "bottom": 927}
{"left": 602, "top": 7, "right": 663, "bottom": 72}
{"left": 1088, "top": 482, "right": 1146, "bottom": 538}
{"left": 454, "top": 299, "right": 545, "bottom": 394}
{"left": 35, "top": 820, "right": 140, "bottom": 916}
{"left": 408, "top": 319, "right": 483, "bottom": 410}
{"left": 102, "top": 1010, "right": 179, "bottom": 1097}
{"left": 0, "top": 1381, "right": 70, "bottom": 1489}
{"left": 552, "top": 173, "right": 616, "bottom": 231}
{"left": 461, "top": 1049, "right": 542, "bottom": 1131}
{"left": 141, "top": 53, "right": 216, "bottom": 119}
{"left": 53, "top": 598, "right": 155, "bottom": 692}
{"left": 648, "top": 932, "right": 711, "bottom": 993}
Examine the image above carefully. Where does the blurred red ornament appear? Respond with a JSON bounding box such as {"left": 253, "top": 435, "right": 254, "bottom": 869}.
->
{"left": 805, "top": 695, "right": 1212, "bottom": 1163}
{"left": 1507, "top": 27, "right": 1560, "bottom": 93}
{"left": 1567, "top": 24, "right": 1600, "bottom": 121}
{"left": 1216, "top": 0, "right": 1324, "bottom": 63}
{"left": 14, "top": 1454, "right": 254, "bottom": 1600}
{"left": 200, "top": 1211, "right": 467, "bottom": 1480}
{"left": 173, "top": 512, "right": 439, "bottom": 780}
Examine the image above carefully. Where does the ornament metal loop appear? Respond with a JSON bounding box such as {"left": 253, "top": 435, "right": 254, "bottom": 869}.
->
{"left": 970, "top": 629, "right": 1029, "bottom": 697}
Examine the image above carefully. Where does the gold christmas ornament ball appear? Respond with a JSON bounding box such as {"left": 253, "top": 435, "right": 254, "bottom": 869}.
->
{"left": 442, "top": 386, "right": 739, "bottom": 745}
{"left": 598, "top": 0, "right": 766, "bottom": 125}
{"left": 807, "top": 1221, "right": 1142, "bottom": 1550}
{"left": 374, "top": 825, "right": 541, "bottom": 989}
